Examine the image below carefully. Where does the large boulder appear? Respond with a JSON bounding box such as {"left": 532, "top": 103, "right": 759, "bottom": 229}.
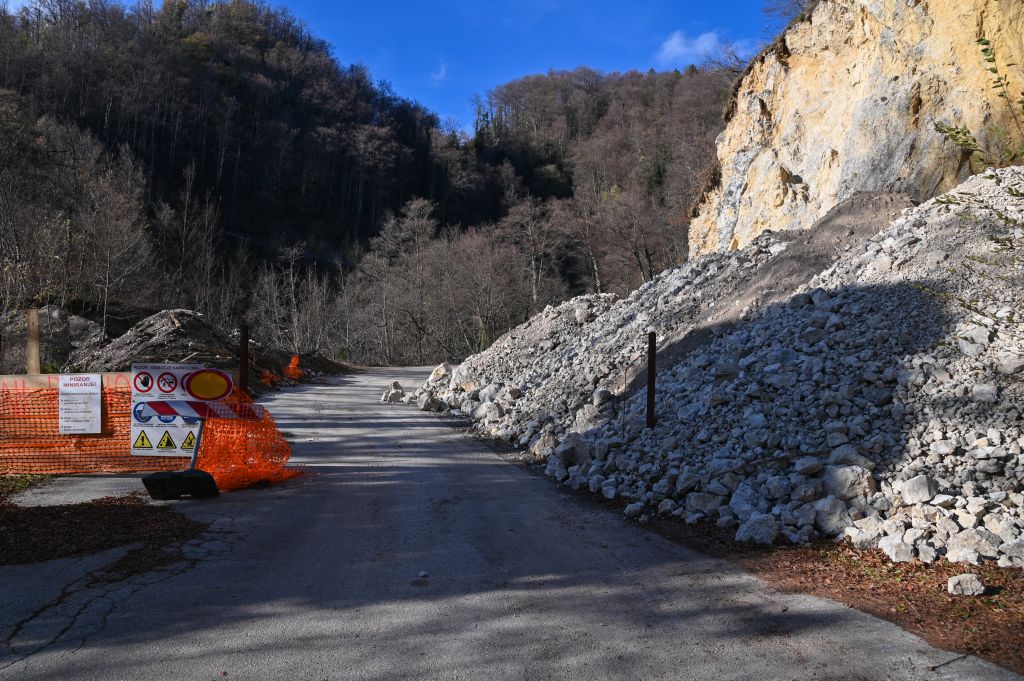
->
{"left": 896, "top": 475, "right": 937, "bottom": 505}
{"left": 416, "top": 393, "right": 444, "bottom": 412}
{"left": 448, "top": 364, "right": 479, "bottom": 392}
{"left": 947, "top": 574, "right": 986, "bottom": 596}
{"left": 427, "top": 363, "right": 453, "bottom": 385}
{"left": 822, "top": 466, "right": 877, "bottom": 501}
{"left": 735, "top": 513, "right": 780, "bottom": 545}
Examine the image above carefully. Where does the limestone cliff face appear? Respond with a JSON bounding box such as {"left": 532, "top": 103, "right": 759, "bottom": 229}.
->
{"left": 689, "top": 0, "right": 1024, "bottom": 256}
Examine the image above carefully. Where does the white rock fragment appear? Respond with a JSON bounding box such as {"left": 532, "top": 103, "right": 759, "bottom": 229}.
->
{"left": 947, "top": 574, "right": 985, "bottom": 596}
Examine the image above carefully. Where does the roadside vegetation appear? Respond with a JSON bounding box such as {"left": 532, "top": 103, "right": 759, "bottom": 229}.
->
{"left": 0, "top": 0, "right": 740, "bottom": 368}
{"left": 0, "top": 474, "right": 50, "bottom": 503}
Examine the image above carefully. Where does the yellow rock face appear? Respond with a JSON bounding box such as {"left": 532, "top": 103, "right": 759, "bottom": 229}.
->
{"left": 689, "top": 0, "right": 1024, "bottom": 257}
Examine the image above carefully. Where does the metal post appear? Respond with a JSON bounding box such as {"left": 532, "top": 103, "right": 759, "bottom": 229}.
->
{"left": 26, "top": 308, "right": 40, "bottom": 374}
{"left": 239, "top": 322, "right": 249, "bottom": 395}
{"left": 646, "top": 331, "right": 656, "bottom": 429}
{"left": 188, "top": 421, "right": 205, "bottom": 471}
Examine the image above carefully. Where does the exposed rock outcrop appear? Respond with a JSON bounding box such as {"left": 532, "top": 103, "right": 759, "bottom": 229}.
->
{"left": 689, "top": 0, "right": 1024, "bottom": 257}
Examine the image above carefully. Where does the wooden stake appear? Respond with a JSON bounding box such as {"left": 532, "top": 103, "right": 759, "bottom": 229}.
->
{"left": 646, "top": 331, "right": 656, "bottom": 429}
{"left": 239, "top": 322, "right": 250, "bottom": 395}
{"left": 26, "top": 308, "right": 40, "bottom": 374}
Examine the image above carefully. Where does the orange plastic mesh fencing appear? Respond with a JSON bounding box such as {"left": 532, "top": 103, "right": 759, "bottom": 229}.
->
{"left": 283, "top": 355, "right": 303, "bottom": 380}
{"left": 0, "top": 385, "right": 298, "bottom": 491}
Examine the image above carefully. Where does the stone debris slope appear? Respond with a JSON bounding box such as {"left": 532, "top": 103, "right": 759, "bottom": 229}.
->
{"left": 413, "top": 235, "right": 786, "bottom": 441}
{"left": 405, "top": 168, "right": 1024, "bottom": 568}
{"left": 412, "top": 193, "right": 912, "bottom": 448}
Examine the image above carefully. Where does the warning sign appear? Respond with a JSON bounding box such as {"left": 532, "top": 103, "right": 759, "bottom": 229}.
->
{"left": 157, "top": 372, "right": 178, "bottom": 394}
{"left": 58, "top": 374, "right": 102, "bottom": 434}
{"left": 134, "top": 371, "right": 153, "bottom": 394}
{"left": 184, "top": 369, "right": 233, "bottom": 401}
{"left": 130, "top": 363, "right": 222, "bottom": 458}
{"left": 131, "top": 417, "right": 200, "bottom": 458}
{"left": 133, "top": 363, "right": 199, "bottom": 401}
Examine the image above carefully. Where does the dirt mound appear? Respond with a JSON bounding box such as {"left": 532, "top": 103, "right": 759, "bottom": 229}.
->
{"left": 66, "top": 309, "right": 344, "bottom": 387}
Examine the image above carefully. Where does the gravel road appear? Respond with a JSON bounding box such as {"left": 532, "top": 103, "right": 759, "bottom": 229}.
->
{"left": 0, "top": 367, "right": 1018, "bottom": 680}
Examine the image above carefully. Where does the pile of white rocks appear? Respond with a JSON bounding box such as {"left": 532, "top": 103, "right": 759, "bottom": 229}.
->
{"left": 412, "top": 231, "right": 792, "bottom": 443}
{"left": 405, "top": 168, "right": 1024, "bottom": 567}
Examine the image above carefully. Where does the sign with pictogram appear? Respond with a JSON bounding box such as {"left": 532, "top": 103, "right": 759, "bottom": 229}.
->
{"left": 131, "top": 416, "right": 200, "bottom": 458}
{"left": 184, "top": 369, "right": 233, "bottom": 401}
{"left": 132, "top": 402, "right": 153, "bottom": 423}
{"left": 132, "top": 363, "right": 203, "bottom": 457}
{"left": 130, "top": 363, "right": 230, "bottom": 459}
{"left": 134, "top": 371, "right": 153, "bottom": 394}
{"left": 157, "top": 372, "right": 178, "bottom": 394}
{"left": 132, "top": 363, "right": 200, "bottom": 401}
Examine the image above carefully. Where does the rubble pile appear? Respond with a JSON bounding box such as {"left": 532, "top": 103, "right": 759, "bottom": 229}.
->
{"left": 415, "top": 233, "right": 791, "bottom": 441}
{"left": 403, "top": 168, "right": 1024, "bottom": 567}
{"left": 66, "top": 309, "right": 342, "bottom": 386}
{"left": 66, "top": 309, "right": 239, "bottom": 372}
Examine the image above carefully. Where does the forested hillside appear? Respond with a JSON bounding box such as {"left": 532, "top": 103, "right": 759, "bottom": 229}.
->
{"left": 0, "top": 0, "right": 731, "bottom": 366}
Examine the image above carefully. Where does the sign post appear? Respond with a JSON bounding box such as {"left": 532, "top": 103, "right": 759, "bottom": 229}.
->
{"left": 26, "top": 308, "right": 40, "bottom": 374}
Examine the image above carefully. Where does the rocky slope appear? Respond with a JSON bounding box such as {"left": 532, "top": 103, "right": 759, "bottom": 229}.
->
{"left": 405, "top": 167, "right": 1024, "bottom": 567}
{"left": 688, "top": 0, "right": 1024, "bottom": 257}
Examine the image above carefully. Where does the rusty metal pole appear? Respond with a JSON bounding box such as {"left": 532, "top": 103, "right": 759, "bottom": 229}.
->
{"left": 239, "top": 322, "right": 250, "bottom": 395}
{"left": 26, "top": 308, "right": 40, "bottom": 374}
{"left": 646, "top": 331, "right": 656, "bottom": 428}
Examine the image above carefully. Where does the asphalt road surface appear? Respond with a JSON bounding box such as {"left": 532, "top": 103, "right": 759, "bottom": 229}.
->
{"left": 1, "top": 368, "right": 1019, "bottom": 681}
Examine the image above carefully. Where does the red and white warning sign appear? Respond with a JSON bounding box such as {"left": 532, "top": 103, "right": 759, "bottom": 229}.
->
{"left": 134, "top": 371, "right": 154, "bottom": 394}
{"left": 184, "top": 368, "right": 233, "bottom": 401}
{"left": 157, "top": 372, "right": 178, "bottom": 394}
{"left": 132, "top": 363, "right": 199, "bottom": 401}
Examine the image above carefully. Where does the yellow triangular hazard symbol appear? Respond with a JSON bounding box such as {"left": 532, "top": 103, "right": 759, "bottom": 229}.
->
{"left": 181, "top": 431, "right": 197, "bottom": 450}
{"left": 157, "top": 431, "right": 176, "bottom": 449}
{"left": 133, "top": 431, "right": 153, "bottom": 449}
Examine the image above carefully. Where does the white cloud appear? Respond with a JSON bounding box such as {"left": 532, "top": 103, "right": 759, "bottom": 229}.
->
{"left": 655, "top": 30, "right": 760, "bottom": 68}
{"left": 430, "top": 60, "right": 449, "bottom": 86}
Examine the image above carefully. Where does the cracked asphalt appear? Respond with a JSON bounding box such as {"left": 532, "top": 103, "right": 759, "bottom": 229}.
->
{"left": 1, "top": 367, "right": 1020, "bottom": 680}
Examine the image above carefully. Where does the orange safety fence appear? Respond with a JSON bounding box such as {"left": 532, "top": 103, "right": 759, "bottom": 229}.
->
{"left": 0, "top": 379, "right": 298, "bottom": 492}
{"left": 283, "top": 355, "right": 304, "bottom": 380}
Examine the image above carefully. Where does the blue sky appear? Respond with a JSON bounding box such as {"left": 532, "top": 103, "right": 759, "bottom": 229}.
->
{"left": 277, "top": 0, "right": 772, "bottom": 128}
